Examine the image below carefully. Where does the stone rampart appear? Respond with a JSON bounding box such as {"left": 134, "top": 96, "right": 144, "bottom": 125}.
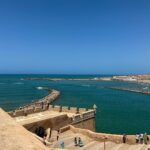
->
{"left": 8, "top": 102, "right": 96, "bottom": 127}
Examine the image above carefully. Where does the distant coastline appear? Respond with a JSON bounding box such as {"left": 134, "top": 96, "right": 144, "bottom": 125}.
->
{"left": 24, "top": 75, "right": 150, "bottom": 84}
{"left": 111, "top": 75, "right": 150, "bottom": 84}
{"left": 25, "top": 75, "right": 150, "bottom": 95}
{"left": 24, "top": 77, "right": 112, "bottom": 81}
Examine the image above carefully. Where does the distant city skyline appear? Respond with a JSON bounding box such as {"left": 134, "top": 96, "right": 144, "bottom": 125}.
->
{"left": 0, "top": 0, "right": 150, "bottom": 74}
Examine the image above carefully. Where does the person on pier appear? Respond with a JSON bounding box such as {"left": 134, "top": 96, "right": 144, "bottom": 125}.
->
{"left": 122, "top": 134, "right": 127, "bottom": 143}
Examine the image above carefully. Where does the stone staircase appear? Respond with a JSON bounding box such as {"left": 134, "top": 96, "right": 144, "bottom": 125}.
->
{"left": 50, "top": 130, "right": 149, "bottom": 150}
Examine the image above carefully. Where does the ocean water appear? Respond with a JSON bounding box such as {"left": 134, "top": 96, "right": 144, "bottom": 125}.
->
{"left": 0, "top": 74, "right": 150, "bottom": 135}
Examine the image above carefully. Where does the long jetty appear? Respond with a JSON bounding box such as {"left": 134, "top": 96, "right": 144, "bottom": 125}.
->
{"left": 109, "top": 87, "right": 150, "bottom": 95}
{"left": 16, "top": 89, "right": 60, "bottom": 111}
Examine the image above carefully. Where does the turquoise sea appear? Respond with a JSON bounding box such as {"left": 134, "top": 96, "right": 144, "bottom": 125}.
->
{"left": 0, "top": 74, "right": 150, "bottom": 135}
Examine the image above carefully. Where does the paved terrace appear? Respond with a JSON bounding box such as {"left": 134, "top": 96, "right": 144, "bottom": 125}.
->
{"left": 48, "top": 126, "right": 150, "bottom": 150}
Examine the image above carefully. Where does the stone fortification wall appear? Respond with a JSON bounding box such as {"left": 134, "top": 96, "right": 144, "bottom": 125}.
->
{"left": 69, "top": 126, "right": 142, "bottom": 144}
{"left": 7, "top": 88, "right": 96, "bottom": 132}
{"left": 24, "top": 114, "right": 72, "bottom": 132}
{"left": 8, "top": 102, "right": 95, "bottom": 118}
{"left": 72, "top": 118, "right": 95, "bottom": 131}
{"left": 10, "top": 103, "right": 96, "bottom": 132}
{"left": 71, "top": 110, "right": 96, "bottom": 131}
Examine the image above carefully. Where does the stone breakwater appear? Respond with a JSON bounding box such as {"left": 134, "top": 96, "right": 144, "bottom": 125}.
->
{"left": 23, "top": 89, "right": 60, "bottom": 108}
{"left": 26, "top": 77, "right": 93, "bottom": 81}
{"left": 8, "top": 89, "right": 61, "bottom": 117}
{"left": 109, "top": 87, "right": 150, "bottom": 95}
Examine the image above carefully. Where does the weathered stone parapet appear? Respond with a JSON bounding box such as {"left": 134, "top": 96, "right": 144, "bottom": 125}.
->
{"left": 72, "top": 114, "right": 82, "bottom": 124}
{"left": 25, "top": 108, "right": 34, "bottom": 114}
{"left": 69, "top": 107, "right": 77, "bottom": 113}
{"left": 71, "top": 110, "right": 95, "bottom": 124}
{"left": 79, "top": 108, "right": 87, "bottom": 113}
{"left": 61, "top": 106, "right": 69, "bottom": 112}
{"left": 82, "top": 110, "right": 95, "bottom": 119}
{"left": 34, "top": 107, "right": 42, "bottom": 113}
{"left": 53, "top": 105, "right": 61, "bottom": 111}
{"left": 15, "top": 109, "right": 25, "bottom": 117}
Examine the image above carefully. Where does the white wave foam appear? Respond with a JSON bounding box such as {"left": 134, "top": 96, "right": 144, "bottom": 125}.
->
{"left": 36, "top": 86, "right": 44, "bottom": 90}
{"left": 143, "top": 87, "right": 148, "bottom": 90}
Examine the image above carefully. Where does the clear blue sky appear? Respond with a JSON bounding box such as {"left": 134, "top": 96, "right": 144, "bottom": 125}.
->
{"left": 0, "top": 0, "right": 150, "bottom": 74}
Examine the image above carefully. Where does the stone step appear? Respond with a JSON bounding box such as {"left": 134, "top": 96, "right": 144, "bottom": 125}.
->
{"left": 99, "top": 142, "right": 117, "bottom": 150}
{"left": 80, "top": 141, "right": 104, "bottom": 150}
{"left": 52, "top": 130, "right": 150, "bottom": 150}
{"left": 59, "top": 131, "right": 74, "bottom": 139}
{"left": 117, "top": 144, "right": 132, "bottom": 150}
{"left": 110, "top": 144, "right": 124, "bottom": 150}
{"left": 59, "top": 135, "right": 76, "bottom": 148}
{"left": 141, "top": 144, "right": 148, "bottom": 150}
{"left": 127, "top": 144, "right": 145, "bottom": 150}
{"left": 65, "top": 142, "right": 78, "bottom": 150}
{"left": 51, "top": 134, "right": 76, "bottom": 148}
